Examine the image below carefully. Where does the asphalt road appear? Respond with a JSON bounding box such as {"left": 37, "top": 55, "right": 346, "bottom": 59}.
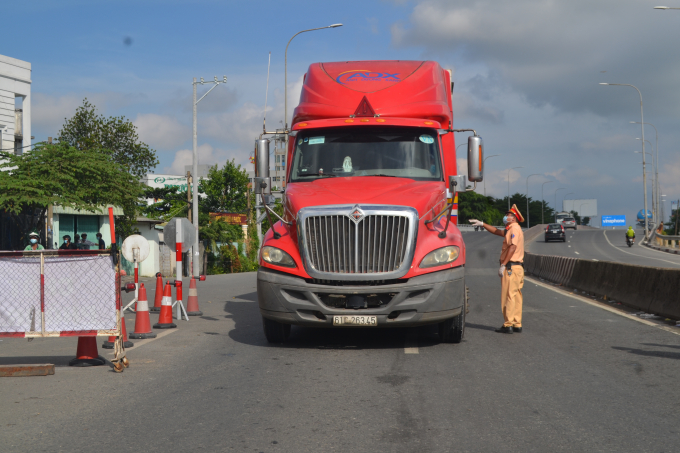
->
{"left": 527, "top": 227, "right": 680, "bottom": 269}
{"left": 2, "top": 234, "right": 680, "bottom": 452}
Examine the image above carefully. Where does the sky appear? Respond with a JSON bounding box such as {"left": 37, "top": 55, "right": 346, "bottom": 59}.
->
{"left": 5, "top": 0, "right": 680, "bottom": 226}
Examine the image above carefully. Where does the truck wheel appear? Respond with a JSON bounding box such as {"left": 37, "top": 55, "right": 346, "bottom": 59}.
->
{"left": 438, "top": 309, "right": 465, "bottom": 344}
{"left": 262, "top": 316, "right": 291, "bottom": 344}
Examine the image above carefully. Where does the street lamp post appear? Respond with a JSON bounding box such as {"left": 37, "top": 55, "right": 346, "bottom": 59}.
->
{"left": 483, "top": 154, "right": 500, "bottom": 196}
{"left": 554, "top": 188, "right": 567, "bottom": 222}
{"left": 600, "top": 82, "right": 649, "bottom": 239}
{"left": 192, "top": 76, "right": 227, "bottom": 277}
{"left": 284, "top": 24, "right": 342, "bottom": 142}
{"left": 508, "top": 166, "right": 524, "bottom": 210}
{"left": 636, "top": 137, "right": 656, "bottom": 223}
{"left": 632, "top": 121, "right": 659, "bottom": 226}
{"left": 541, "top": 181, "right": 554, "bottom": 224}
{"left": 525, "top": 174, "right": 542, "bottom": 228}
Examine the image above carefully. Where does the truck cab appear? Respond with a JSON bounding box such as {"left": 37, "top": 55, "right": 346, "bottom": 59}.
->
{"left": 255, "top": 60, "right": 484, "bottom": 344}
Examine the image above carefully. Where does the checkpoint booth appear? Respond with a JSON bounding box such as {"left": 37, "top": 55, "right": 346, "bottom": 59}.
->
{"left": 0, "top": 209, "right": 129, "bottom": 373}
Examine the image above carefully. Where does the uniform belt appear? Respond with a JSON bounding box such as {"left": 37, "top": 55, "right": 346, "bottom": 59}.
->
{"left": 508, "top": 261, "right": 524, "bottom": 267}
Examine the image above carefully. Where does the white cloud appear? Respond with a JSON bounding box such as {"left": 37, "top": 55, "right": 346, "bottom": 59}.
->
{"left": 32, "top": 91, "right": 146, "bottom": 138}
{"left": 134, "top": 113, "right": 190, "bottom": 150}
{"left": 31, "top": 93, "right": 84, "bottom": 137}
{"left": 391, "top": 0, "right": 680, "bottom": 118}
{"left": 165, "top": 143, "right": 228, "bottom": 175}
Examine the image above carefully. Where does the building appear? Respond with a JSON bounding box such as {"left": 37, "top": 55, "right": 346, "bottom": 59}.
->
{"left": 0, "top": 55, "right": 31, "bottom": 250}
{"left": 0, "top": 54, "right": 31, "bottom": 155}
{"left": 52, "top": 206, "right": 122, "bottom": 250}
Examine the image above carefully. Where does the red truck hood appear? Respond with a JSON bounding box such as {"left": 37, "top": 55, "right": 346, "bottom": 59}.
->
{"left": 284, "top": 177, "right": 445, "bottom": 219}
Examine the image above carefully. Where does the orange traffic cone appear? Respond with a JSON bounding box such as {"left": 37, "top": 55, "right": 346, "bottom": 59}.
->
{"left": 69, "top": 337, "right": 106, "bottom": 367}
{"left": 186, "top": 277, "right": 203, "bottom": 316}
{"left": 150, "top": 272, "right": 163, "bottom": 312}
{"left": 129, "top": 283, "right": 157, "bottom": 339}
{"left": 103, "top": 312, "right": 134, "bottom": 349}
{"left": 153, "top": 281, "right": 177, "bottom": 329}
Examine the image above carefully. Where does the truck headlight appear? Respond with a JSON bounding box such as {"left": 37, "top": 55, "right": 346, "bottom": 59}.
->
{"left": 262, "top": 246, "right": 296, "bottom": 268}
{"left": 419, "top": 246, "right": 460, "bottom": 268}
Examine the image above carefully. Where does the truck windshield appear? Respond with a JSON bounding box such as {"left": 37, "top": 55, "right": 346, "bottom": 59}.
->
{"left": 290, "top": 126, "right": 443, "bottom": 182}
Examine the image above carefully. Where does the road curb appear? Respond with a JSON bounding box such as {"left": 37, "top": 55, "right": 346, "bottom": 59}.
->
{"left": 643, "top": 242, "right": 680, "bottom": 255}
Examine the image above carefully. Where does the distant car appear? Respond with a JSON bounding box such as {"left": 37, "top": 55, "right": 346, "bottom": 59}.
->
{"left": 545, "top": 223, "right": 566, "bottom": 242}
{"left": 562, "top": 217, "right": 577, "bottom": 230}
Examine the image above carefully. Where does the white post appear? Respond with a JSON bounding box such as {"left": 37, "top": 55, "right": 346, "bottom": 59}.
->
{"left": 176, "top": 220, "right": 183, "bottom": 321}
{"left": 192, "top": 78, "right": 200, "bottom": 277}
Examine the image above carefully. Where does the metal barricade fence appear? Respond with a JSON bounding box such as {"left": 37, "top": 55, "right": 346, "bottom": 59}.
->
{"left": 0, "top": 250, "right": 121, "bottom": 338}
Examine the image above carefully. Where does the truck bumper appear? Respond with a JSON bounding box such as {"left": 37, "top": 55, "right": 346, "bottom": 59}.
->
{"left": 257, "top": 266, "right": 465, "bottom": 328}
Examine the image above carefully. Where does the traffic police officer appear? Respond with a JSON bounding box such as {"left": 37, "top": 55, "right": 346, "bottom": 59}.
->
{"left": 469, "top": 204, "right": 525, "bottom": 334}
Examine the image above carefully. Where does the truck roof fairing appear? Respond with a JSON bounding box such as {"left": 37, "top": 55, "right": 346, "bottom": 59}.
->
{"left": 292, "top": 60, "right": 451, "bottom": 127}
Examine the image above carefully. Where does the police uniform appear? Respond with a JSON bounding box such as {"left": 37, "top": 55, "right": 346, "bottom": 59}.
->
{"left": 499, "top": 205, "right": 525, "bottom": 331}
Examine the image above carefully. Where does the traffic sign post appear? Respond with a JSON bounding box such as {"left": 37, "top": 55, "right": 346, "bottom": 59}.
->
{"left": 165, "top": 218, "right": 196, "bottom": 321}
{"left": 121, "top": 235, "right": 150, "bottom": 313}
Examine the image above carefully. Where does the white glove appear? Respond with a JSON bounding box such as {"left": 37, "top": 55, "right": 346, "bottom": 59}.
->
{"left": 469, "top": 219, "right": 484, "bottom": 227}
{"left": 498, "top": 265, "right": 506, "bottom": 277}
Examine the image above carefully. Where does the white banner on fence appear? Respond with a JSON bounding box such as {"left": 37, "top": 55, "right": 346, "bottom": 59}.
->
{"left": 0, "top": 255, "right": 117, "bottom": 334}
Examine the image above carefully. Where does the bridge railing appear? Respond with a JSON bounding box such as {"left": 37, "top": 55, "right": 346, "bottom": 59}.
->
{"left": 649, "top": 230, "right": 680, "bottom": 250}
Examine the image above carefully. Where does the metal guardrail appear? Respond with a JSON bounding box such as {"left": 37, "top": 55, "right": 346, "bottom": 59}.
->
{"left": 649, "top": 230, "right": 680, "bottom": 250}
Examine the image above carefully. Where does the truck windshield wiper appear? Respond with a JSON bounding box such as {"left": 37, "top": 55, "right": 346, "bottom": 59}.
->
{"left": 297, "top": 173, "right": 336, "bottom": 177}
{"left": 366, "top": 174, "right": 398, "bottom": 178}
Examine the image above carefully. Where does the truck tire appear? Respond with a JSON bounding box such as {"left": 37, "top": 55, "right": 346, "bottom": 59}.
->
{"left": 438, "top": 309, "right": 465, "bottom": 344}
{"left": 262, "top": 316, "right": 291, "bottom": 344}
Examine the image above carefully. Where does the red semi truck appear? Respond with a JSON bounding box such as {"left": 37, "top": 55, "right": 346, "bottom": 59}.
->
{"left": 255, "top": 60, "right": 484, "bottom": 343}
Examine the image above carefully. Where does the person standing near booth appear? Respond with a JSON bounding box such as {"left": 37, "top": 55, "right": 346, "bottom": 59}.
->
{"left": 469, "top": 204, "right": 525, "bottom": 334}
{"left": 24, "top": 232, "right": 45, "bottom": 251}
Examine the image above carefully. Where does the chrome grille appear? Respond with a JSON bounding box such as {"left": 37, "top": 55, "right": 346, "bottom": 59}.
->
{"left": 299, "top": 205, "right": 418, "bottom": 280}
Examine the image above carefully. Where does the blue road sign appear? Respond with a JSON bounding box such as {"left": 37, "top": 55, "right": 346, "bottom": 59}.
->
{"left": 602, "top": 215, "right": 626, "bottom": 226}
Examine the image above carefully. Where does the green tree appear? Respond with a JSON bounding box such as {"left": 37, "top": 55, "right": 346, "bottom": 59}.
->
{"left": 0, "top": 143, "right": 143, "bottom": 242}
{"left": 58, "top": 99, "right": 159, "bottom": 179}
{"left": 494, "top": 193, "right": 555, "bottom": 227}
{"left": 456, "top": 191, "right": 503, "bottom": 225}
{"left": 142, "top": 186, "right": 190, "bottom": 221}
{"left": 199, "top": 160, "right": 250, "bottom": 214}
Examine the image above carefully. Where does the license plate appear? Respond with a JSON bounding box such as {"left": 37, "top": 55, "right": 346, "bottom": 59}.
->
{"left": 333, "top": 315, "right": 378, "bottom": 326}
{"left": 552, "top": 230, "right": 559, "bottom": 233}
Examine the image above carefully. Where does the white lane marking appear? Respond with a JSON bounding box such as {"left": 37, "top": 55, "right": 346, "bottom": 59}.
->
{"left": 526, "top": 276, "right": 680, "bottom": 336}
{"left": 404, "top": 335, "right": 419, "bottom": 354}
{"left": 575, "top": 251, "right": 580, "bottom": 255}
{"left": 603, "top": 230, "right": 680, "bottom": 266}
{"left": 105, "top": 328, "right": 177, "bottom": 357}
{"left": 568, "top": 245, "right": 571, "bottom": 248}
{"left": 592, "top": 259, "right": 599, "bottom": 261}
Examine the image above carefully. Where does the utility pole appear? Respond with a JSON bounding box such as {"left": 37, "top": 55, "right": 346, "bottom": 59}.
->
{"left": 186, "top": 171, "right": 192, "bottom": 223}
{"left": 676, "top": 200, "right": 679, "bottom": 236}
{"left": 46, "top": 136, "right": 54, "bottom": 249}
{"left": 192, "top": 75, "right": 227, "bottom": 277}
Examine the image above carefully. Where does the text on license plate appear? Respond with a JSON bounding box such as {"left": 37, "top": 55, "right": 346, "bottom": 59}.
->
{"left": 333, "top": 315, "right": 377, "bottom": 326}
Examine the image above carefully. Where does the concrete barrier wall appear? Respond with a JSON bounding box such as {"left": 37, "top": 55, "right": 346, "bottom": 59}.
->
{"left": 525, "top": 252, "right": 680, "bottom": 320}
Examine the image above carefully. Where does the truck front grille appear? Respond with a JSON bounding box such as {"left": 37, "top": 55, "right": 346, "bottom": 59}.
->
{"left": 298, "top": 205, "right": 418, "bottom": 280}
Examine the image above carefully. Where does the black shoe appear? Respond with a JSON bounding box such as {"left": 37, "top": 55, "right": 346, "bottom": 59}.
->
{"left": 513, "top": 327, "right": 522, "bottom": 333}
{"left": 495, "top": 326, "right": 513, "bottom": 334}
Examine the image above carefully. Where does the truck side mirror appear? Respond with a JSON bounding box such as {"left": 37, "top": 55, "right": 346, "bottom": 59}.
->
{"left": 467, "top": 135, "right": 483, "bottom": 182}
{"left": 449, "top": 175, "right": 466, "bottom": 194}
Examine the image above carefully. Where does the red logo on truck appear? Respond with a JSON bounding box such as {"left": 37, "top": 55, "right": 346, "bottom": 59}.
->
{"left": 336, "top": 70, "right": 400, "bottom": 85}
